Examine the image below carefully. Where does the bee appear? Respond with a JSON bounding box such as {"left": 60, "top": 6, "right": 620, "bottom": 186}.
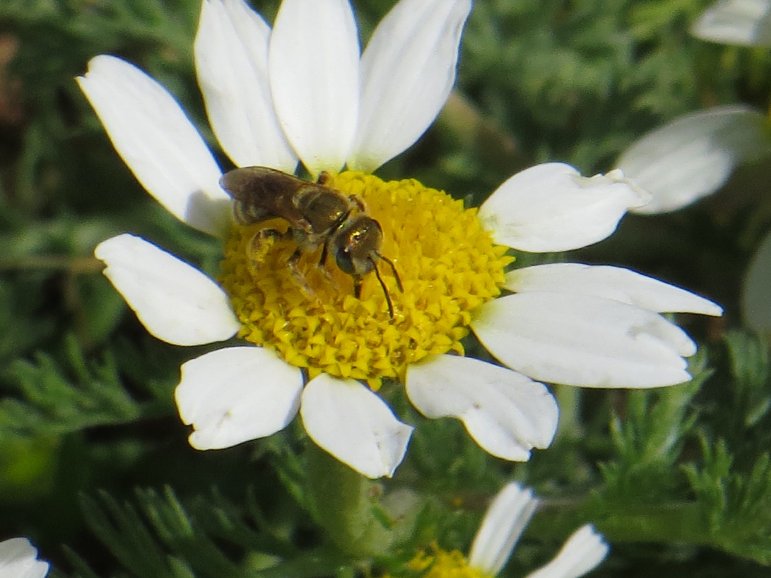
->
{"left": 219, "top": 166, "right": 403, "bottom": 318}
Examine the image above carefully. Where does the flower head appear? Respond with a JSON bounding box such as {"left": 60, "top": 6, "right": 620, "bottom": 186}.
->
{"left": 219, "top": 170, "right": 510, "bottom": 387}
{"left": 401, "top": 483, "right": 608, "bottom": 578}
{"left": 80, "top": 0, "right": 721, "bottom": 479}
{"left": 0, "top": 538, "right": 49, "bottom": 578}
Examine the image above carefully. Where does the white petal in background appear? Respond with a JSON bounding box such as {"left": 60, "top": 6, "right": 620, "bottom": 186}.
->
{"left": 195, "top": 0, "right": 297, "bottom": 171}
{"left": 94, "top": 234, "right": 240, "bottom": 346}
{"left": 269, "top": 0, "right": 360, "bottom": 175}
{"left": 691, "top": 0, "right": 771, "bottom": 46}
{"left": 617, "top": 105, "right": 771, "bottom": 214}
{"left": 0, "top": 537, "right": 49, "bottom": 578}
{"left": 742, "top": 229, "right": 771, "bottom": 335}
{"left": 472, "top": 292, "right": 696, "bottom": 388}
{"left": 348, "top": 0, "right": 472, "bottom": 172}
{"left": 468, "top": 483, "right": 539, "bottom": 576}
{"left": 77, "top": 55, "right": 231, "bottom": 237}
{"left": 406, "top": 355, "right": 557, "bottom": 461}
{"left": 478, "top": 163, "right": 649, "bottom": 253}
{"left": 524, "top": 525, "right": 609, "bottom": 578}
{"left": 507, "top": 263, "right": 722, "bottom": 316}
{"left": 300, "top": 375, "right": 413, "bottom": 479}
{"left": 175, "top": 346, "right": 303, "bottom": 450}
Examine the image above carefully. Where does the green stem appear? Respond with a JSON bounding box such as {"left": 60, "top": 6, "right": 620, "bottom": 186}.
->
{"left": 553, "top": 384, "right": 581, "bottom": 437}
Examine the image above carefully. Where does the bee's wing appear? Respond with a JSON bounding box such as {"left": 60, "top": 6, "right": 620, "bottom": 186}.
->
{"left": 219, "top": 166, "right": 307, "bottom": 225}
{"left": 219, "top": 166, "right": 302, "bottom": 201}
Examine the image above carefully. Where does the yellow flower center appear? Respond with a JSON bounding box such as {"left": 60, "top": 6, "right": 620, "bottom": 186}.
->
{"left": 219, "top": 171, "right": 511, "bottom": 388}
{"left": 405, "top": 546, "right": 492, "bottom": 578}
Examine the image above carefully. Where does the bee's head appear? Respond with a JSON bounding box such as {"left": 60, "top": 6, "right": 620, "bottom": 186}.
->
{"left": 334, "top": 216, "right": 383, "bottom": 276}
{"left": 333, "top": 215, "right": 402, "bottom": 318}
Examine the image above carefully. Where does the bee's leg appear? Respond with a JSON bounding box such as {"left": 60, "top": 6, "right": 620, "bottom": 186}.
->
{"left": 288, "top": 246, "right": 307, "bottom": 286}
{"left": 315, "top": 240, "right": 335, "bottom": 282}
{"left": 353, "top": 275, "right": 363, "bottom": 299}
{"left": 318, "top": 241, "right": 328, "bottom": 267}
{"left": 317, "top": 171, "right": 331, "bottom": 185}
{"left": 287, "top": 246, "right": 319, "bottom": 298}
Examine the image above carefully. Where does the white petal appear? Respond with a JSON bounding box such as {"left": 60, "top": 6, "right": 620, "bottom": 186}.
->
{"left": 472, "top": 293, "right": 696, "bottom": 388}
{"left": 0, "top": 538, "right": 49, "bottom": 578}
{"left": 175, "top": 346, "right": 303, "bottom": 450}
{"left": 77, "top": 55, "right": 230, "bottom": 237}
{"left": 300, "top": 375, "right": 413, "bottom": 479}
{"left": 269, "top": 0, "right": 360, "bottom": 175}
{"left": 742, "top": 229, "right": 771, "bottom": 335}
{"left": 347, "top": 0, "right": 472, "bottom": 172}
{"left": 195, "top": 0, "right": 297, "bottom": 171}
{"left": 524, "top": 525, "right": 609, "bottom": 578}
{"left": 478, "top": 163, "right": 649, "bottom": 252}
{"left": 94, "top": 234, "right": 239, "bottom": 346}
{"left": 507, "top": 263, "right": 722, "bottom": 316}
{"left": 691, "top": 0, "right": 771, "bottom": 46}
{"left": 406, "top": 355, "right": 557, "bottom": 461}
{"left": 617, "top": 105, "right": 771, "bottom": 214}
{"left": 468, "top": 483, "right": 539, "bottom": 576}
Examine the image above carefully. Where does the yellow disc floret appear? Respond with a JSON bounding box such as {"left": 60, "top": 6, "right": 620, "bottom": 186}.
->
{"left": 405, "top": 545, "right": 492, "bottom": 578}
{"left": 219, "top": 171, "right": 511, "bottom": 388}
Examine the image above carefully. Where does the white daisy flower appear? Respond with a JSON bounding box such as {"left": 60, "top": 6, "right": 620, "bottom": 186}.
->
{"left": 742, "top": 229, "right": 771, "bottom": 336}
{"left": 691, "top": 0, "right": 771, "bottom": 46}
{"left": 0, "top": 538, "right": 49, "bottom": 578}
{"left": 616, "top": 105, "right": 771, "bottom": 214}
{"left": 79, "top": 0, "right": 721, "bottom": 479}
{"left": 406, "top": 483, "right": 608, "bottom": 578}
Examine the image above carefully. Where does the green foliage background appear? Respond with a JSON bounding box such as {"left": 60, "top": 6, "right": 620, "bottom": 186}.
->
{"left": 1, "top": 0, "right": 770, "bottom": 576}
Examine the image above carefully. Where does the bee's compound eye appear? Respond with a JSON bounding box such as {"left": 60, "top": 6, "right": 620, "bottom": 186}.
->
{"left": 335, "top": 248, "right": 355, "bottom": 274}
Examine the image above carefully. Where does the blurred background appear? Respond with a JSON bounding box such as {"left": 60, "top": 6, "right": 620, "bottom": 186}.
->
{"left": 1, "top": 0, "right": 770, "bottom": 576}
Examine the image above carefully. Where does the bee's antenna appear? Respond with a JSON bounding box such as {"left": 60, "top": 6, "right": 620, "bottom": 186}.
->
{"left": 370, "top": 258, "right": 395, "bottom": 319}
{"left": 376, "top": 253, "right": 403, "bottom": 292}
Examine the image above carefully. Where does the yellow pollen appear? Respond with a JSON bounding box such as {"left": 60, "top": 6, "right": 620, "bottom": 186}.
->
{"left": 219, "top": 171, "right": 512, "bottom": 388}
